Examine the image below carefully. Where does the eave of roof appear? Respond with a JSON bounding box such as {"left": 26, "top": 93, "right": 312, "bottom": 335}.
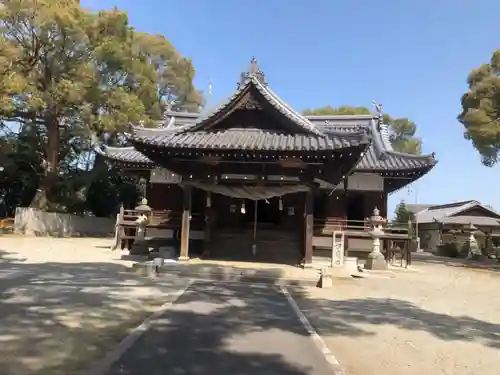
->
{"left": 95, "top": 144, "right": 154, "bottom": 166}
{"left": 131, "top": 126, "right": 371, "bottom": 152}
{"left": 438, "top": 216, "right": 500, "bottom": 227}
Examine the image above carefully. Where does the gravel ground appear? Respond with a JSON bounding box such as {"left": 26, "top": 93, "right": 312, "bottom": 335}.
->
{"left": 3, "top": 236, "right": 500, "bottom": 375}
{"left": 0, "top": 235, "right": 191, "bottom": 375}
{"left": 290, "top": 256, "right": 500, "bottom": 375}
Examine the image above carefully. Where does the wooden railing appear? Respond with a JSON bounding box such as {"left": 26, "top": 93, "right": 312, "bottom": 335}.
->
{"left": 314, "top": 218, "right": 370, "bottom": 233}
{"left": 119, "top": 208, "right": 183, "bottom": 228}
{"left": 314, "top": 217, "right": 412, "bottom": 235}
{"left": 112, "top": 207, "right": 206, "bottom": 250}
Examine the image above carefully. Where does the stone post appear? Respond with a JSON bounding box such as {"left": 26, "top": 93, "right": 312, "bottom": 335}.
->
{"left": 130, "top": 198, "right": 152, "bottom": 255}
{"left": 318, "top": 267, "right": 333, "bottom": 288}
{"left": 364, "top": 207, "right": 388, "bottom": 270}
{"left": 179, "top": 186, "right": 192, "bottom": 261}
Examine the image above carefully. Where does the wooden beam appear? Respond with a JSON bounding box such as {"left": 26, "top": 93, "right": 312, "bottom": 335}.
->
{"left": 151, "top": 159, "right": 325, "bottom": 180}
{"left": 179, "top": 185, "right": 192, "bottom": 260}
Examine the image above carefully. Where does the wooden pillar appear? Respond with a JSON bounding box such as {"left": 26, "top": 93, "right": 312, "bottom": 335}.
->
{"left": 204, "top": 192, "right": 213, "bottom": 243}
{"left": 303, "top": 186, "right": 315, "bottom": 267}
{"left": 179, "top": 185, "right": 192, "bottom": 260}
{"left": 202, "top": 192, "right": 215, "bottom": 257}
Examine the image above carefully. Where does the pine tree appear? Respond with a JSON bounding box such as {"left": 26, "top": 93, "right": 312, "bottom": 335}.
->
{"left": 393, "top": 200, "right": 415, "bottom": 224}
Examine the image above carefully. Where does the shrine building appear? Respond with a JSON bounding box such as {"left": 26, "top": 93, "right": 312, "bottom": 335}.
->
{"left": 97, "top": 58, "right": 437, "bottom": 266}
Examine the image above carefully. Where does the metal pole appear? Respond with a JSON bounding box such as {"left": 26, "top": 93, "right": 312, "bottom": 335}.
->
{"left": 252, "top": 200, "right": 258, "bottom": 256}
{"left": 415, "top": 186, "right": 420, "bottom": 250}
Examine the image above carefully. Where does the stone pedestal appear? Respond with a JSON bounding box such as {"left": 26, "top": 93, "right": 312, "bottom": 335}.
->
{"left": 364, "top": 250, "right": 387, "bottom": 270}
{"left": 130, "top": 199, "right": 152, "bottom": 255}
{"left": 130, "top": 220, "right": 149, "bottom": 255}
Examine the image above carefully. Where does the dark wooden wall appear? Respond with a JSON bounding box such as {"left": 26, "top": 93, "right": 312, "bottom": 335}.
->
{"left": 147, "top": 184, "right": 183, "bottom": 211}
{"left": 147, "top": 184, "right": 206, "bottom": 214}
{"left": 361, "top": 191, "right": 388, "bottom": 217}
{"left": 313, "top": 190, "right": 388, "bottom": 220}
{"left": 208, "top": 192, "right": 305, "bottom": 231}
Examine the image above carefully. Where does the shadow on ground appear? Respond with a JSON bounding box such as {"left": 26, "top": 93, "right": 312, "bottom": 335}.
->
{"left": 0, "top": 249, "right": 188, "bottom": 375}
{"left": 412, "top": 253, "right": 500, "bottom": 273}
{"left": 290, "top": 284, "right": 500, "bottom": 350}
{"left": 3, "top": 245, "right": 499, "bottom": 375}
{"left": 105, "top": 281, "right": 327, "bottom": 375}
{"left": 0, "top": 249, "right": 319, "bottom": 375}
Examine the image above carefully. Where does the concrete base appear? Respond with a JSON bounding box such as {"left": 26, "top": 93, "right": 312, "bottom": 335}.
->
{"left": 344, "top": 257, "right": 358, "bottom": 274}
{"left": 178, "top": 256, "right": 190, "bottom": 262}
{"left": 364, "top": 252, "right": 387, "bottom": 270}
{"left": 318, "top": 271, "right": 333, "bottom": 288}
{"left": 130, "top": 241, "right": 149, "bottom": 255}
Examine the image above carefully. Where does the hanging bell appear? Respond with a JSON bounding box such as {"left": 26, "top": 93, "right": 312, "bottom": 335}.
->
{"left": 241, "top": 201, "right": 246, "bottom": 214}
{"left": 206, "top": 192, "right": 212, "bottom": 208}
{"left": 278, "top": 197, "right": 283, "bottom": 211}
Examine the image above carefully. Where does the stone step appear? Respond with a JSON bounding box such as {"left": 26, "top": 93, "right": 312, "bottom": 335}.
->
{"left": 130, "top": 261, "right": 320, "bottom": 287}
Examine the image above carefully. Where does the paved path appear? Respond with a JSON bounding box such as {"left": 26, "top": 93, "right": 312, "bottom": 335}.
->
{"left": 104, "top": 281, "right": 336, "bottom": 375}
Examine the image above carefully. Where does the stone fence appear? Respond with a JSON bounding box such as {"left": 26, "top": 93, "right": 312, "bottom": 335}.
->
{"left": 13, "top": 207, "right": 115, "bottom": 237}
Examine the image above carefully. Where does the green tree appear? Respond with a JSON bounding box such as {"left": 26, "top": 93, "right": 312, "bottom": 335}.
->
{"left": 393, "top": 200, "right": 415, "bottom": 225}
{"left": 0, "top": 0, "right": 202, "bottom": 210}
{"left": 303, "top": 105, "right": 422, "bottom": 154}
{"left": 458, "top": 49, "right": 500, "bottom": 166}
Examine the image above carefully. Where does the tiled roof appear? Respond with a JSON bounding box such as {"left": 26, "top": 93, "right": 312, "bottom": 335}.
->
{"left": 99, "top": 58, "right": 435, "bottom": 174}
{"left": 439, "top": 216, "right": 500, "bottom": 227}
{"left": 415, "top": 200, "right": 500, "bottom": 224}
{"left": 406, "top": 204, "right": 433, "bottom": 214}
{"left": 132, "top": 127, "right": 370, "bottom": 152}
{"left": 95, "top": 145, "right": 153, "bottom": 165}
{"left": 100, "top": 117, "right": 435, "bottom": 172}
{"left": 357, "top": 147, "right": 435, "bottom": 170}
{"left": 311, "top": 116, "right": 436, "bottom": 171}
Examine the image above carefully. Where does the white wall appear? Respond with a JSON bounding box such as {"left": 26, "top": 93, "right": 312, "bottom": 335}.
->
{"left": 14, "top": 207, "right": 115, "bottom": 237}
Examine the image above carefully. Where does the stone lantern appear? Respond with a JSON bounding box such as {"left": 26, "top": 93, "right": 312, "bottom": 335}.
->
{"left": 365, "top": 207, "right": 388, "bottom": 270}
{"left": 463, "top": 222, "right": 482, "bottom": 259}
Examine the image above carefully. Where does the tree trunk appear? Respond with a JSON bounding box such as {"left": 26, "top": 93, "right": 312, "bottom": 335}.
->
{"left": 29, "top": 119, "right": 59, "bottom": 210}
{"left": 73, "top": 147, "right": 107, "bottom": 203}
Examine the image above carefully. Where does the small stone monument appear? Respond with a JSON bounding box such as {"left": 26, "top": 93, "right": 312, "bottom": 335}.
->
{"left": 331, "top": 231, "right": 345, "bottom": 267}
{"left": 364, "top": 207, "right": 388, "bottom": 270}
{"left": 130, "top": 198, "right": 152, "bottom": 255}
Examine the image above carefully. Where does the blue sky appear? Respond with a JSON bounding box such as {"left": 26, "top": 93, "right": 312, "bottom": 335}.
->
{"left": 83, "top": 0, "right": 500, "bottom": 215}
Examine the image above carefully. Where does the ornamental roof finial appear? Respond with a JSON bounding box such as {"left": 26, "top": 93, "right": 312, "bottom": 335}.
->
{"left": 372, "top": 100, "right": 383, "bottom": 132}
{"left": 249, "top": 57, "right": 259, "bottom": 74}
{"left": 238, "top": 57, "right": 267, "bottom": 88}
